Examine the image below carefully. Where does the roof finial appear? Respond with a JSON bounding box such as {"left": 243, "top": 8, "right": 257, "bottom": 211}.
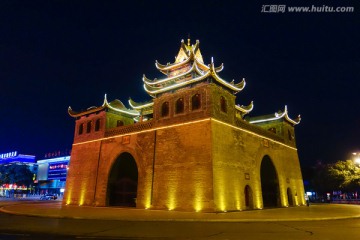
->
{"left": 187, "top": 33, "right": 191, "bottom": 46}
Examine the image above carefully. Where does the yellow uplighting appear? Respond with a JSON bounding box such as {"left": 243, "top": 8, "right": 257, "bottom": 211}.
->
{"left": 253, "top": 184, "right": 263, "bottom": 209}
{"left": 73, "top": 118, "right": 210, "bottom": 146}
{"left": 68, "top": 109, "right": 302, "bottom": 211}
{"left": 79, "top": 181, "right": 87, "bottom": 206}
{"left": 215, "top": 169, "right": 227, "bottom": 212}
{"left": 234, "top": 187, "right": 241, "bottom": 211}
{"left": 65, "top": 184, "right": 72, "bottom": 205}
{"left": 73, "top": 118, "right": 297, "bottom": 152}
{"left": 143, "top": 174, "right": 152, "bottom": 209}
{"left": 166, "top": 177, "right": 177, "bottom": 211}
{"left": 194, "top": 179, "right": 204, "bottom": 212}
{"left": 212, "top": 118, "right": 298, "bottom": 151}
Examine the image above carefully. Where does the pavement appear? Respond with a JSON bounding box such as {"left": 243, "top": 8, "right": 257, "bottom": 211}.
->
{"left": 1, "top": 198, "right": 360, "bottom": 222}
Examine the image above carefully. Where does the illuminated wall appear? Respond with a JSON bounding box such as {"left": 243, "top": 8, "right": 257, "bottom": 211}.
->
{"left": 64, "top": 83, "right": 305, "bottom": 211}
{"left": 64, "top": 141, "right": 101, "bottom": 206}
{"left": 151, "top": 120, "right": 213, "bottom": 212}
{"left": 211, "top": 119, "right": 305, "bottom": 211}
{"left": 92, "top": 132, "right": 155, "bottom": 208}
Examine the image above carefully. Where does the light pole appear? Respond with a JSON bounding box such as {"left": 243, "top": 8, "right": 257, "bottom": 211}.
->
{"left": 352, "top": 152, "right": 360, "bottom": 200}
{"left": 352, "top": 152, "right": 360, "bottom": 165}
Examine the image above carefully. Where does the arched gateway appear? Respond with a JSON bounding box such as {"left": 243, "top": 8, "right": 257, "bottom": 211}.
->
{"left": 65, "top": 39, "right": 305, "bottom": 211}
{"left": 107, "top": 152, "right": 138, "bottom": 207}
{"left": 260, "top": 156, "right": 280, "bottom": 208}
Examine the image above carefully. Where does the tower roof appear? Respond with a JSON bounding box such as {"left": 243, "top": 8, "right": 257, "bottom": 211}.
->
{"left": 235, "top": 101, "right": 254, "bottom": 115}
{"left": 249, "top": 106, "right": 301, "bottom": 126}
{"left": 128, "top": 39, "right": 253, "bottom": 117}
{"left": 68, "top": 94, "right": 139, "bottom": 118}
{"left": 144, "top": 39, "right": 246, "bottom": 97}
{"left": 128, "top": 98, "right": 153, "bottom": 116}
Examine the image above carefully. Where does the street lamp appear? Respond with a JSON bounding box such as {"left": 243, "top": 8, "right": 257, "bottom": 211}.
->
{"left": 352, "top": 152, "right": 360, "bottom": 165}
{"left": 352, "top": 152, "right": 360, "bottom": 200}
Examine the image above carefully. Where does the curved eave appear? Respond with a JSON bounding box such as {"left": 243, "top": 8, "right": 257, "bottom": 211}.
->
{"left": 194, "top": 61, "right": 206, "bottom": 75}
{"left": 275, "top": 105, "right": 301, "bottom": 125}
{"left": 103, "top": 96, "right": 140, "bottom": 117}
{"left": 194, "top": 59, "right": 223, "bottom": 73}
{"left": 144, "top": 71, "right": 211, "bottom": 95}
{"left": 144, "top": 68, "right": 245, "bottom": 95}
{"left": 107, "top": 99, "right": 126, "bottom": 109}
{"left": 155, "top": 40, "right": 205, "bottom": 73}
{"left": 214, "top": 63, "right": 224, "bottom": 72}
{"left": 68, "top": 106, "right": 104, "bottom": 118}
{"left": 128, "top": 98, "right": 154, "bottom": 110}
{"left": 235, "top": 101, "right": 254, "bottom": 114}
{"left": 211, "top": 71, "right": 246, "bottom": 92}
{"left": 196, "top": 60, "right": 210, "bottom": 72}
{"left": 207, "top": 59, "right": 245, "bottom": 92}
{"left": 155, "top": 55, "right": 191, "bottom": 72}
{"left": 250, "top": 106, "right": 301, "bottom": 126}
{"left": 154, "top": 60, "right": 168, "bottom": 69}
{"left": 144, "top": 63, "right": 198, "bottom": 85}
{"left": 285, "top": 114, "right": 301, "bottom": 125}
{"left": 106, "top": 104, "right": 140, "bottom": 117}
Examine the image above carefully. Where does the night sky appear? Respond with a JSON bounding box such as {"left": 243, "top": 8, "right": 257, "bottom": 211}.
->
{"left": 1, "top": 1, "right": 359, "bottom": 166}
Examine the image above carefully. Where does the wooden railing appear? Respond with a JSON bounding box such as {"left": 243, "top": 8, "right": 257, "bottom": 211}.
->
{"left": 105, "top": 121, "right": 153, "bottom": 137}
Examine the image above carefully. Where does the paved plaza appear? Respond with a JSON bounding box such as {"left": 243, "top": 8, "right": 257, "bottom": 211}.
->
{"left": 1, "top": 199, "right": 360, "bottom": 222}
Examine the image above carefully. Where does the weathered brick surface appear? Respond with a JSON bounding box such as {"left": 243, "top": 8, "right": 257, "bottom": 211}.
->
{"left": 211, "top": 120, "right": 305, "bottom": 211}
{"left": 64, "top": 141, "right": 101, "bottom": 206}
{"left": 64, "top": 83, "right": 305, "bottom": 212}
{"left": 151, "top": 121, "right": 213, "bottom": 211}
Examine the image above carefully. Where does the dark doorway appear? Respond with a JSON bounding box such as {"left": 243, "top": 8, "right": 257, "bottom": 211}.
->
{"left": 260, "top": 156, "right": 280, "bottom": 208}
{"left": 107, "top": 152, "right": 138, "bottom": 207}
{"left": 287, "top": 188, "right": 294, "bottom": 206}
{"left": 244, "top": 185, "right": 253, "bottom": 209}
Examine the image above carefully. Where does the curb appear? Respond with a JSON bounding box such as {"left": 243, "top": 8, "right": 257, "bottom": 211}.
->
{"left": 2, "top": 202, "right": 360, "bottom": 223}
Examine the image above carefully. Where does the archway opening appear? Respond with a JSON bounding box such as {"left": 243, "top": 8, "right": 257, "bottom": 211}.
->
{"left": 107, "top": 152, "right": 138, "bottom": 207}
{"left": 244, "top": 185, "right": 253, "bottom": 210}
{"left": 287, "top": 187, "right": 294, "bottom": 206}
{"left": 260, "top": 156, "right": 280, "bottom": 208}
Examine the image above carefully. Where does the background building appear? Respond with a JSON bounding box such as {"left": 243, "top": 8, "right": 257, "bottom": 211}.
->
{"left": 36, "top": 155, "right": 70, "bottom": 196}
{"left": 0, "top": 151, "right": 36, "bottom": 197}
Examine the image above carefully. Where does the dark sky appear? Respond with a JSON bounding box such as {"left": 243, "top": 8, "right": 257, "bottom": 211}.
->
{"left": 0, "top": 0, "right": 359, "bottom": 166}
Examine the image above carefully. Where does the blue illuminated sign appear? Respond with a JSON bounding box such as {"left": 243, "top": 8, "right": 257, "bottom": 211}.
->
{"left": 0, "top": 151, "right": 35, "bottom": 164}
{"left": 0, "top": 151, "right": 18, "bottom": 159}
{"left": 48, "top": 161, "right": 68, "bottom": 181}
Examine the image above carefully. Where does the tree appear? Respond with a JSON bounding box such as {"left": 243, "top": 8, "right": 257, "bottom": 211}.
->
{"left": 302, "top": 161, "right": 336, "bottom": 196}
{"left": 327, "top": 160, "right": 360, "bottom": 192}
{"left": 0, "top": 164, "right": 34, "bottom": 186}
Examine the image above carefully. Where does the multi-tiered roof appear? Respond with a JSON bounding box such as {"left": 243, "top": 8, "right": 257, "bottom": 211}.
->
{"left": 130, "top": 39, "right": 253, "bottom": 116}
{"left": 69, "top": 39, "right": 299, "bottom": 126}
